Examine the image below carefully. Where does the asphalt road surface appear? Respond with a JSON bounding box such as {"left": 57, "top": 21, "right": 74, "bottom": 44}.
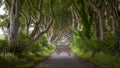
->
{"left": 34, "top": 45, "right": 97, "bottom": 68}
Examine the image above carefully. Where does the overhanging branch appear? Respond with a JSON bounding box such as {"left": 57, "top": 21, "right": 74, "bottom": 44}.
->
{"left": 33, "top": 18, "right": 53, "bottom": 41}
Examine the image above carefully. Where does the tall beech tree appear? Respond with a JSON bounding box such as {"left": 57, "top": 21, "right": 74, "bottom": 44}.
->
{"left": 8, "top": 0, "right": 24, "bottom": 52}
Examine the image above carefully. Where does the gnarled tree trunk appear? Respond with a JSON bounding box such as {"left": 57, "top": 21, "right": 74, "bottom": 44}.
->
{"left": 8, "top": 0, "right": 24, "bottom": 54}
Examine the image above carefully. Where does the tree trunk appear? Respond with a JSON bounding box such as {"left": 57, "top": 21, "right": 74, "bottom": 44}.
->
{"left": 112, "top": 13, "right": 118, "bottom": 36}
{"left": 97, "top": 12, "right": 104, "bottom": 41}
{"left": 94, "top": 13, "right": 100, "bottom": 38}
{"left": 8, "top": 0, "right": 24, "bottom": 54}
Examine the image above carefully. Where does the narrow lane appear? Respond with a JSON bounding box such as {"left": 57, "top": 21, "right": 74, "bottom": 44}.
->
{"left": 34, "top": 45, "right": 97, "bottom": 68}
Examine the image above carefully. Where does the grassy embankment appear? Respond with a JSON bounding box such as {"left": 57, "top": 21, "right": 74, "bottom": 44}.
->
{"left": 0, "top": 50, "right": 54, "bottom": 68}
{"left": 70, "top": 45, "right": 120, "bottom": 68}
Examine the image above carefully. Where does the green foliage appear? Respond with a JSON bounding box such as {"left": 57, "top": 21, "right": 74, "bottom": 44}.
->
{"left": 73, "top": 0, "right": 93, "bottom": 39}
{"left": 22, "top": 51, "right": 37, "bottom": 60}
{"left": 0, "top": 37, "right": 8, "bottom": 53}
{"left": 71, "top": 29, "right": 120, "bottom": 68}
{"left": 32, "top": 35, "right": 55, "bottom": 56}
{"left": 0, "top": 14, "right": 9, "bottom": 27}
{"left": 0, "top": 56, "right": 17, "bottom": 68}
{"left": 18, "top": 32, "right": 32, "bottom": 52}
{"left": 103, "top": 32, "right": 117, "bottom": 54}
{"left": 72, "top": 29, "right": 118, "bottom": 54}
{"left": 0, "top": 53, "right": 48, "bottom": 68}
{"left": 12, "top": 32, "right": 55, "bottom": 58}
{"left": 3, "top": 53, "right": 19, "bottom": 63}
{"left": 71, "top": 46, "right": 120, "bottom": 68}
{"left": 6, "top": 32, "right": 32, "bottom": 57}
{"left": 0, "top": 39, "right": 8, "bottom": 48}
{"left": 0, "top": 32, "right": 55, "bottom": 68}
{"left": 53, "top": 0, "right": 71, "bottom": 15}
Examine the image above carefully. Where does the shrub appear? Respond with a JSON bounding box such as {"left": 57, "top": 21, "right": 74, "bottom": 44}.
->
{"left": 103, "top": 31, "right": 118, "bottom": 55}
{"left": 0, "top": 37, "right": 9, "bottom": 55}
{"left": 32, "top": 35, "right": 55, "bottom": 56}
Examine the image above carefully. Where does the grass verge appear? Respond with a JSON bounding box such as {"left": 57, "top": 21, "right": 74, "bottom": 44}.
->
{"left": 70, "top": 46, "right": 120, "bottom": 68}
{"left": 0, "top": 53, "right": 50, "bottom": 68}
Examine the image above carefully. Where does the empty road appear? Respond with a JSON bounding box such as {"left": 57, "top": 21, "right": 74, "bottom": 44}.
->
{"left": 34, "top": 45, "right": 97, "bottom": 68}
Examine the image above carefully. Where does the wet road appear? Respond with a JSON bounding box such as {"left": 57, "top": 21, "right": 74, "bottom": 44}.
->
{"left": 34, "top": 45, "right": 97, "bottom": 68}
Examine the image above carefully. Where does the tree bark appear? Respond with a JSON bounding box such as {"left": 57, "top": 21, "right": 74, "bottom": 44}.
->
{"left": 88, "top": 0, "right": 104, "bottom": 41}
{"left": 8, "top": 0, "right": 24, "bottom": 53}
{"left": 94, "top": 13, "right": 100, "bottom": 38}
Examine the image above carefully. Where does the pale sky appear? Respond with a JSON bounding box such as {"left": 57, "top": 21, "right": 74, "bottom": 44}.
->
{"left": 0, "top": 4, "right": 5, "bottom": 35}
{"left": 0, "top": 29, "right": 3, "bottom": 34}
{"left": 0, "top": 4, "right": 5, "bottom": 15}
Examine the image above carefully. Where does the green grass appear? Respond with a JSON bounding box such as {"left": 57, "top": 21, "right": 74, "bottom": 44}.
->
{"left": 0, "top": 53, "right": 49, "bottom": 68}
{"left": 0, "top": 56, "right": 17, "bottom": 68}
{"left": 16, "top": 56, "right": 48, "bottom": 68}
{"left": 70, "top": 46, "right": 120, "bottom": 68}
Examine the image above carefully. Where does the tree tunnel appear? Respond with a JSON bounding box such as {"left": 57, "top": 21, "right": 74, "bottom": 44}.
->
{"left": 0, "top": 0, "right": 120, "bottom": 68}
